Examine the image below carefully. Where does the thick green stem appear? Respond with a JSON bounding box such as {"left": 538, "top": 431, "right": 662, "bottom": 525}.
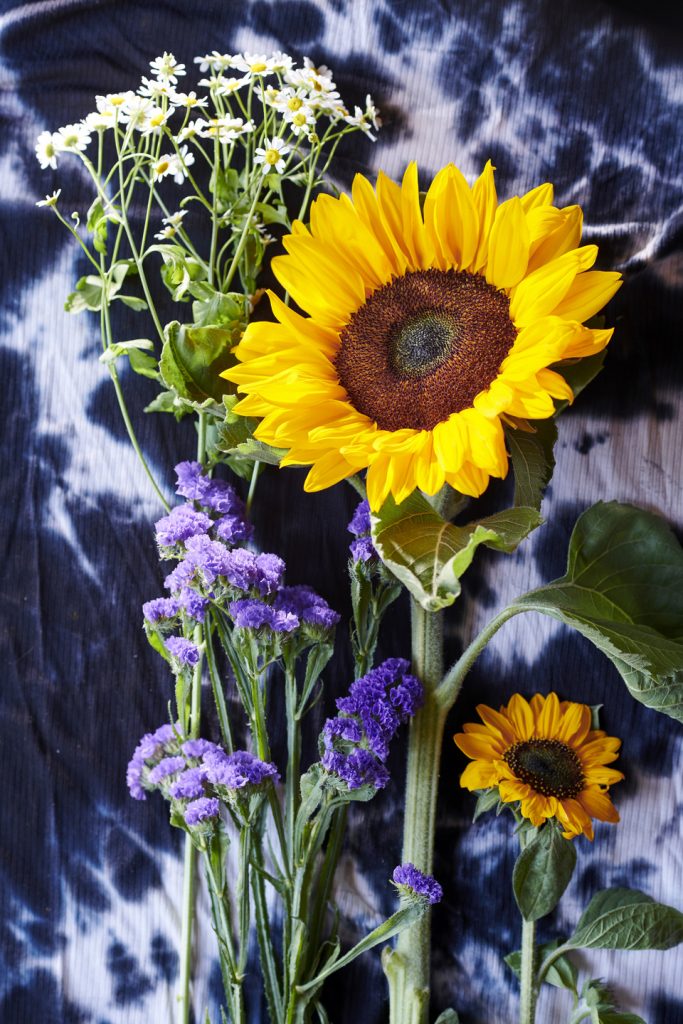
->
{"left": 519, "top": 916, "right": 538, "bottom": 1024}
{"left": 389, "top": 600, "right": 445, "bottom": 1024}
{"left": 178, "top": 833, "right": 197, "bottom": 1024}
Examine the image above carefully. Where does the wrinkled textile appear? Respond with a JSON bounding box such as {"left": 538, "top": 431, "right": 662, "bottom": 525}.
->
{"left": 1, "top": 2, "right": 682, "bottom": 1022}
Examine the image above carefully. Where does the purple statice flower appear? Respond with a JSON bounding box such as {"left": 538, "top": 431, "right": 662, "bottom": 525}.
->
{"left": 133, "top": 723, "right": 176, "bottom": 761}
{"left": 203, "top": 749, "right": 279, "bottom": 790}
{"left": 271, "top": 609, "right": 300, "bottom": 633}
{"left": 350, "top": 536, "right": 375, "bottom": 563}
{"left": 148, "top": 755, "right": 187, "bottom": 784}
{"left": 348, "top": 500, "right": 371, "bottom": 537}
{"left": 182, "top": 738, "right": 221, "bottom": 758}
{"left": 185, "top": 796, "right": 220, "bottom": 825}
{"left": 254, "top": 553, "right": 286, "bottom": 595}
{"left": 215, "top": 514, "right": 253, "bottom": 545}
{"left": 166, "top": 636, "right": 200, "bottom": 667}
{"left": 177, "top": 587, "right": 209, "bottom": 623}
{"left": 155, "top": 505, "right": 212, "bottom": 548}
{"left": 347, "top": 499, "right": 376, "bottom": 562}
{"left": 321, "top": 747, "right": 390, "bottom": 790}
{"left": 126, "top": 758, "right": 147, "bottom": 800}
{"left": 274, "top": 585, "right": 340, "bottom": 630}
{"left": 183, "top": 535, "right": 232, "bottom": 584}
{"left": 323, "top": 717, "right": 364, "bottom": 745}
{"left": 164, "top": 559, "right": 195, "bottom": 593}
{"left": 143, "top": 596, "right": 181, "bottom": 623}
{"left": 169, "top": 767, "right": 207, "bottom": 800}
{"left": 201, "top": 477, "right": 244, "bottom": 515}
{"left": 175, "top": 461, "right": 211, "bottom": 502}
{"left": 229, "top": 598, "right": 275, "bottom": 630}
{"left": 392, "top": 863, "right": 443, "bottom": 905}
{"left": 336, "top": 659, "right": 423, "bottom": 759}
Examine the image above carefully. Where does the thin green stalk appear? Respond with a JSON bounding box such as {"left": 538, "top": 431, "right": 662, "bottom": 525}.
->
{"left": 519, "top": 916, "right": 538, "bottom": 1024}
{"left": 251, "top": 843, "right": 285, "bottom": 1023}
{"left": 389, "top": 600, "right": 445, "bottom": 1024}
{"left": 178, "top": 834, "right": 197, "bottom": 1024}
{"left": 223, "top": 181, "right": 263, "bottom": 290}
{"left": 285, "top": 664, "right": 300, "bottom": 873}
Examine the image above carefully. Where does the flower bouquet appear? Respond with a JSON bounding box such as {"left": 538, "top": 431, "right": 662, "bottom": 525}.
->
{"left": 36, "top": 47, "right": 683, "bottom": 1024}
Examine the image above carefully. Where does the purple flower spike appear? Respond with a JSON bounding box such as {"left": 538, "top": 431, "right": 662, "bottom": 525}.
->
{"left": 215, "top": 514, "right": 253, "bottom": 545}
{"left": 143, "top": 597, "right": 181, "bottom": 622}
{"left": 201, "top": 478, "right": 243, "bottom": 515}
{"left": 185, "top": 796, "right": 220, "bottom": 825}
{"left": 148, "top": 755, "right": 186, "bottom": 784}
{"left": 126, "top": 758, "right": 146, "bottom": 800}
{"left": 202, "top": 749, "right": 279, "bottom": 790}
{"left": 321, "top": 747, "right": 390, "bottom": 790}
{"left": 175, "top": 461, "right": 210, "bottom": 502}
{"left": 181, "top": 738, "right": 220, "bottom": 759}
{"left": 169, "top": 767, "right": 207, "bottom": 800}
{"left": 155, "top": 505, "right": 212, "bottom": 548}
{"left": 348, "top": 500, "right": 371, "bottom": 537}
{"left": 229, "top": 598, "right": 275, "bottom": 630}
{"left": 392, "top": 863, "right": 443, "bottom": 905}
{"left": 166, "top": 636, "right": 200, "bottom": 667}
{"left": 274, "top": 585, "right": 340, "bottom": 629}
{"left": 350, "top": 536, "right": 375, "bottom": 563}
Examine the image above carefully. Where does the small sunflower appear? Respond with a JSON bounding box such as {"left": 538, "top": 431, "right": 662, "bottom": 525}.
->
{"left": 223, "top": 163, "right": 621, "bottom": 510}
{"left": 454, "top": 692, "right": 623, "bottom": 840}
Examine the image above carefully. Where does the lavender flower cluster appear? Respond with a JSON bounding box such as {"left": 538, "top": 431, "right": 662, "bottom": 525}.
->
{"left": 321, "top": 658, "right": 423, "bottom": 790}
{"left": 392, "top": 863, "right": 443, "bottom": 905}
{"left": 347, "top": 499, "right": 376, "bottom": 563}
{"left": 127, "top": 723, "right": 279, "bottom": 827}
{"left": 142, "top": 462, "right": 340, "bottom": 665}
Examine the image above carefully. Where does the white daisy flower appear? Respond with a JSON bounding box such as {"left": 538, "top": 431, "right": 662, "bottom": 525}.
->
{"left": 343, "top": 94, "right": 381, "bottom": 139}
{"left": 152, "top": 155, "right": 174, "bottom": 181}
{"left": 286, "top": 108, "right": 316, "bottom": 136}
{"left": 167, "top": 146, "right": 195, "bottom": 184}
{"left": 140, "top": 105, "right": 172, "bottom": 135}
{"left": 137, "top": 76, "right": 179, "bottom": 102}
{"left": 177, "top": 119, "right": 204, "bottom": 142}
{"left": 254, "top": 136, "right": 290, "bottom": 175}
{"left": 95, "top": 92, "right": 135, "bottom": 117}
{"left": 194, "top": 51, "right": 234, "bottom": 73}
{"left": 55, "top": 122, "right": 92, "bottom": 153}
{"left": 173, "top": 91, "right": 209, "bottom": 110}
{"left": 36, "top": 189, "right": 61, "bottom": 208}
{"left": 162, "top": 210, "right": 188, "bottom": 228}
{"left": 230, "top": 52, "right": 278, "bottom": 76}
{"left": 196, "top": 116, "right": 255, "bottom": 143}
{"left": 149, "top": 52, "right": 185, "bottom": 82}
{"left": 198, "top": 73, "right": 250, "bottom": 96}
{"left": 154, "top": 208, "right": 188, "bottom": 239}
{"left": 84, "top": 109, "right": 117, "bottom": 131}
{"left": 35, "top": 130, "right": 60, "bottom": 169}
{"left": 120, "top": 95, "right": 154, "bottom": 128}
{"left": 258, "top": 84, "right": 282, "bottom": 107}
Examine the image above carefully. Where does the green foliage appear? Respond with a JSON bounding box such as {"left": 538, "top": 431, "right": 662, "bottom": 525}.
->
{"left": 506, "top": 418, "right": 557, "bottom": 509}
{"left": 567, "top": 888, "right": 683, "bottom": 951}
{"left": 99, "top": 338, "right": 159, "bottom": 380}
{"left": 513, "top": 501, "right": 683, "bottom": 723}
{"left": 371, "top": 491, "right": 542, "bottom": 612}
{"left": 578, "top": 980, "right": 647, "bottom": 1023}
{"left": 471, "top": 788, "right": 501, "bottom": 821}
{"left": 65, "top": 260, "right": 137, "bottom": 313}
{"left": 433, "top": 1012, "right": 460, "bottom": 1024}
{"left": 505, "top": 939, "right": 578, "bottom": 994}
{"left": 159, "top": 320, "right": 238, "bottom": 404}
{"left": 512, "top": 824, "right": 577, "bottom": 921}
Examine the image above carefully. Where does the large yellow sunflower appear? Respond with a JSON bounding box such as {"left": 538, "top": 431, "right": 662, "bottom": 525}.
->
{"left": 454, "top": 692, "right": 624, "bottom": 840}
{"left": 223, "top": 162, "right": 621, "bottom": 510}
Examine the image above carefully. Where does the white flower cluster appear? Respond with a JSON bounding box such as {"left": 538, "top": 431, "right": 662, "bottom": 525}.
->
{"left": 35, "top": 50, "right": 380, "bottom": 181}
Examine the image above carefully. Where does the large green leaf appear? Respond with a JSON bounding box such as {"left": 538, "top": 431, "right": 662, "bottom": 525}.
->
{"left": 159, "top": 321, "right": 239, "bottom": 404}
{"left": 372, "top": 491, "right": 542, "bottom": 612}
{"left": 505, "top": 939, "right": 578, "bottom": 994}
{"left": 512, "top": 501, "right": 683, "bottom": 722}
{"left": 567, "top": 888, "right": 683, "bottom": 951}
{"left": 507, "top": 418, "right": 557, "bottom": 510}
{"left": 512, "top": 825, "right": 577, "bottom": 921}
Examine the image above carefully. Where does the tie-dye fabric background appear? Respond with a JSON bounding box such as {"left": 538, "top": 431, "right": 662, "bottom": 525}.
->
{"left": 2, "top": 1, "right": 682, "bottom": 1022}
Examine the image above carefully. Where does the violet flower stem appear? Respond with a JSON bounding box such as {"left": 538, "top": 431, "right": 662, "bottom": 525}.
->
{"left": 387, "top": 598, "right": 445, "bottom": 1024}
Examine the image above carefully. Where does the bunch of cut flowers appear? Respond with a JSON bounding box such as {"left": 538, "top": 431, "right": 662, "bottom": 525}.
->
{"left": 37, "top": 48, "right": 683, "bottom": 1024}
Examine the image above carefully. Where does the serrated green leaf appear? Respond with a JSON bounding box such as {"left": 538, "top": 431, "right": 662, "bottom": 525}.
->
{"left": 513, "top": 825, "right": 577, "bottom": 921}
{"left": 159, "top": 321, "right": 238, "bottom": 404}
{"left": 117, "top": 294, "right": 148, "bottom": 311}
{"left": 507, "top": 419, "right": 557, "bottom": 510}
{"left": 189, "top": 284, "right": 246, "bottom": 328}
{"left": 371, "top": 491, "right": 542, "bottom": 611}
{"left": 568, "top": 888, "right": 683, "bottom": 951}
{"left": 511, "top": 501, "right": 683, "bottom": 722}
{"left": 144, "top": 389, "right": 189, "bottom": 418}
{"left": 127, "top": 348, "right": 159, "bottom": 379}
{"left": 553, "top": 349, "right": 607, "bottom": 412}
{"left": 472, "top": 788, "right": 500, "bottom": 822}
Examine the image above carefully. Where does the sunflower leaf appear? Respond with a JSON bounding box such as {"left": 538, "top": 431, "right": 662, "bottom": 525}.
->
{"left": 159, "top": 321, "right": 239, "bottom": 404}
{"left": 505, "top": 940, "right": 578, "bottom": 994}
{"left": 512, "top": 825, "right": 577, "bottom": 921}
{"left": 511, "top": 501, "right": 683, "bottom": 723}
{"left": 507, "top": 418, "right": 557, "bottom": 511}
{"left": 567, "top": 887, "right": 683, "bottom": 951}
{"left": 372, "top": 491, "right": 541, "bottom": 612}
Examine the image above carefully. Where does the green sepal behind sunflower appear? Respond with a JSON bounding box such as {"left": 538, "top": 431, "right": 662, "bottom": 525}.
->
{"left": 214, "top": 394, "right": 287, "bottom": 479}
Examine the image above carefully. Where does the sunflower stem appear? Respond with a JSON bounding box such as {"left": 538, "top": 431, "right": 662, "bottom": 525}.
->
{"left": 519, "top": 914, "right": 538, "bottom": 1024}
{"left": 387, "top": 599, "right": 445, "bottom": 1024}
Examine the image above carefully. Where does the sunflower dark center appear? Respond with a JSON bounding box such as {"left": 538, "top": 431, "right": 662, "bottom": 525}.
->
{"left": 334, "top": 268, "right": 517, "bottom": 432}
{"left": 504, "top": 739, "right": 585, "bottom": 799}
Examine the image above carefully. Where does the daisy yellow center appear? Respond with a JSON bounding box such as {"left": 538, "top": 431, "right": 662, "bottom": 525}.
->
{"left": 334, "top": 269, "right": 517, "bottom": 432}
{"left": 288, "top": 97, "right": 303, "bottom": 111}
{"left": 265, "top": 149, "right": 280, "bottom": 165}
{"left": 251, "top": 62, "right": 268, "bottom": 72}
{"left": 504, "top": 739, "right": 585, "bottom": 799}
